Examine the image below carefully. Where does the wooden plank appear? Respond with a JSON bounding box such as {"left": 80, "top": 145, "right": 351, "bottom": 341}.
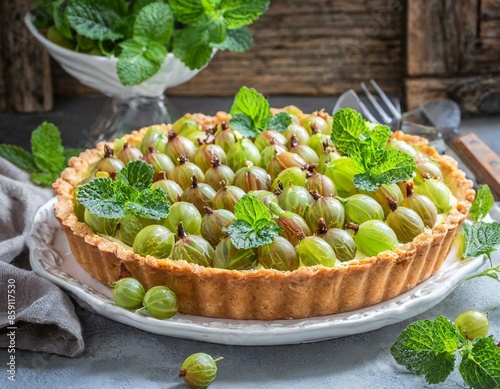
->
{"left": 51, "top": 0, "right": 405, "bottom": 97}
{"left": 482, "top": 0, "right": 500, "bottom": 19}
{"left": 407, "top": 0, "right": 478, "bottom": 77}
{"left": 0, "top": 0, "right": 52, "bottom": 112}
{"left": 405, "top": 75, "right": 500, "bottom": 114}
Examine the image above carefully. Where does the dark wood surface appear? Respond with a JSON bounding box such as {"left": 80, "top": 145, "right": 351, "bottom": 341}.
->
{"left": 0, "top": 0, "right": 53, "bottom": 112}
{"left": 406, "top": 0, "right": 500, "bottom": 112}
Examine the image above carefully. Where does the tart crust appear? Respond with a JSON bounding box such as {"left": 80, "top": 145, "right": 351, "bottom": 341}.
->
{"left": 53, "top": 111, "right": 475, "bottom": 320}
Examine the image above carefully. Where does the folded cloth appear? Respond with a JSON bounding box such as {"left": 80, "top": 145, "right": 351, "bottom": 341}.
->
{"left": 0, "top": 158, "right": 84, "bottom": 357}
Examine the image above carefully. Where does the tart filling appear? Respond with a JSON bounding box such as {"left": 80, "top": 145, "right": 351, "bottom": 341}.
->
{"left": 53, "top": 108, "right": 474, "bottom": 320}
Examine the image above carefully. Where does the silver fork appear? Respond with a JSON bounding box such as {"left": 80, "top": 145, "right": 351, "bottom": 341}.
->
{"left": 359, "top": 79, "right": 402, "bottom": 130}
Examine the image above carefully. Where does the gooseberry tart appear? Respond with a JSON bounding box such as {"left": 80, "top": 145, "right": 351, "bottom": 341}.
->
{"left": 53, "top": 104, "right": 474, "bottom": 320}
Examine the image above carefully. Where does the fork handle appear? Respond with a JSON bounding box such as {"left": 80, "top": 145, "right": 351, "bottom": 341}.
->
{"left": 450, "top": 132, "right": 500, "bottom": 200}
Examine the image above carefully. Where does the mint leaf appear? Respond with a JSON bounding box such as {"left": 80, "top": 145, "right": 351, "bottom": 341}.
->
{"left": 53, "top": 0, "right": 72, "bottom": 39}
{"left": 390, "top": 316, "right": 460, "bottom": 384}
{"left": 117, "top": 160, "right": 154, "bottom": 191}
{"left": 169, "top": 0, "right": 206, "bottom": 25}
{"left": 234, "top": 194, "right": 272, "bottom": 227}
{"left": 228, "top": 113, "right": 258, "bottom": 137}
{"left": 207, "top": 17, "right": 228, "bottom": 44}
{"left": 225, "top": 220, "right": 280, "bottom": 249}
{"left": 230, "top": 87, "right": 270, "bottom": 130}
{"left": 331, "top": 108, "right": 416, "bottom": 190}
{"left": 172, "top": 25, "right": 212, "bottom": 70}
{"left": 77, "top": 178, "right": 126, "bottom": 219}
{"left": 66, "top": 2, "right": 123, "bottom": 41}
{"left": 267, "top": 112, "right": 292, "bottom": 133}
{"left": 127, "top": 188, "right": 170, "bottom": 219}
{"left": 226, "top": 194, "right": 281, "bottom": 249}
{"left": 134, "top": 2, "right": 174, "bottom": 44}
{"left": 117, "top": 37, "right": 167, "bottom": 85}
{"left": 31, "top": 122, "right": 66, "bottom": 174}
{"left": 77, "top": 161, "right": 170, "bottom": 220}
{"left": 214, "top": 27, "right": 253, "bottom": 52}
{"left": 0, "top": 145, "right": 38, "bottom": 173}
{"left": 462, "top": 222, "right": 500, "bottom": 260}
{"left": 219, "top": 0, "right": 270, "bottom": 28}
{"left": 354, "top": 149, "right": 417, "bottom": 191}
{"left": 459, "top": 336, "right": 500, "bottom": 389}
{"left": 470, "top": 185, "right": 495, "bottom": 222}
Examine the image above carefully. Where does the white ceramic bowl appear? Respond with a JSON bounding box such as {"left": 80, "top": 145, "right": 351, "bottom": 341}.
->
{"left": 25, "top": 14, "right": 211, "bottom": 98}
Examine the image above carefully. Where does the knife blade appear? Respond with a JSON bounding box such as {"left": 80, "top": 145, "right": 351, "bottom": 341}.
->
{"left": 419, "top": 100, "right": 500, "bottom": 200}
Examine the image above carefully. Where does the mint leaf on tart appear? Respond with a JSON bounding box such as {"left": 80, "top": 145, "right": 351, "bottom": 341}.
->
{"left": 77, "top": 178, "right": 126, "bottom": 219}
{"left": 225, "top": 194, "right": 281, "bottom": 249}
{"left": 230, "top": 87, "right": 270, "bottom": 131}
{"left": 331, "top": 108, "right": 416, "bottom": 191}
{"left": 78, "top": 160, "right": 170, "bottom": 220}
{"left": 267, "top": 112, "right": 292, "bottom": 133}
{"left": 117, "top": 159, "right": 154, "bottom": 191}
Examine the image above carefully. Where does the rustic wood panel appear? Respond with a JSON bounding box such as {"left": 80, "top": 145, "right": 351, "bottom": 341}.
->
{"left": 406, "top": 75, "right": 500, "bottom": 113}
{"left": 407, "top": 0, "right": 478, "bottom": 77}
{"left": 0, "top": 0, "right": 52, "bottom": 112}
{"left": 50, "top": 0, "right": 405, "bottom": 97}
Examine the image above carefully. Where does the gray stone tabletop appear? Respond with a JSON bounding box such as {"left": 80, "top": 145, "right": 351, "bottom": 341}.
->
{"left": 1, "top": 96, "right": 499, "bottom": 389}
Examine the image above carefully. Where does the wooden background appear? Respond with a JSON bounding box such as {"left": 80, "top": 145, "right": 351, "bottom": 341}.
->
{"left": 1, "top": 0, "right": 499, "bottom": 114}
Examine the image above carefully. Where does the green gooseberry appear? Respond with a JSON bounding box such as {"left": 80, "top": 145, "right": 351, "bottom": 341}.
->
{"left": 111, "top": 277, "right": 145, "bottom": 309}
{"left": 142, "top": 286, "right": 178, "bottom": 319}
{"left": 132, "top": 225, "right": 175, "bottom": 258}
{"left": 355, "top": 220, "right": 398, "bottom": 257}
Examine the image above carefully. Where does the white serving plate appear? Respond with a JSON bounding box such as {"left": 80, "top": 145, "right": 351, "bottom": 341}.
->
{"left": 28, "top": 197, "right": 487, "bottom": 346}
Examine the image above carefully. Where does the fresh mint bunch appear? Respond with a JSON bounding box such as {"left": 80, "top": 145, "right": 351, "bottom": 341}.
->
{"left": 77, "top": 159, "right": 170, "bottom": 220}
{"left": 331, "top": 108, "right": 416, "bottom": 191}
{"left": 391, "top": 316, "right": 500, "bottom": 388}
{"left": 33, "top": 0, "right": 270, "bottom": 86}
{"left": 0, "top": 122, "right": 81, "bottom": 186}
{"left": 225, "top": 194, "right": 281, "bottom": 249}
{"left": 228, "top": 87, "right": 292, "bottom": 137}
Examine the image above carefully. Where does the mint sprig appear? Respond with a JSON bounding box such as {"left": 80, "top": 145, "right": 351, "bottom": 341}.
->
{"left": 331, "top": 108, "right": 416, "bottom": 191}
{"left": 77, "top": 160, "right": 170, "bottom": 220}
{"left": 391, "top": 316, "right": 500, "bottom": 387}
{"left": 228, "top": 87, "right": 292, "bottom": 137}
{"left": 225, "top": 194, "right": 281, "bottom": 249}
{"left": 0, "top": 122, "right": 79, "bottom": 186}
{"left": 34, "top": 0, "right": 269, "bottom": 85}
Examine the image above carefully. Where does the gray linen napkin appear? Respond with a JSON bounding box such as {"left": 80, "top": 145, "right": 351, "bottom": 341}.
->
{"left": 0, "top": 158, "right": 84, "bottom": 357}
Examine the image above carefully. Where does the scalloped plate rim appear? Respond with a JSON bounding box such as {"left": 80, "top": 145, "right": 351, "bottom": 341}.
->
{"left": 28, "top": 197, "right": 487, "bottom": 346}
